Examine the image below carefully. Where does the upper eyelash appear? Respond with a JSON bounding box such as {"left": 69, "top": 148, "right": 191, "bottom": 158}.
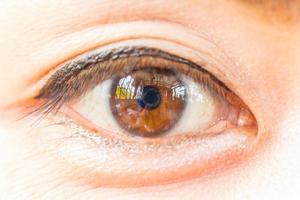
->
{"left": 32, "top": 46, "right": 230, "bottom": 116}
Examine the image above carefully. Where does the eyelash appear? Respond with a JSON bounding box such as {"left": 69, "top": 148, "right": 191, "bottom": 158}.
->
{"left": 32, "top": 46, "right": 235, "bottom": 117}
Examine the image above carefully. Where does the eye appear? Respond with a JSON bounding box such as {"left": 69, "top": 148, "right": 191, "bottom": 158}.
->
{"left": 74, "top": 66, "right": 252, "bottom": 138}
{"left": 34, "top": 46, "right": 257, "bottom": 187}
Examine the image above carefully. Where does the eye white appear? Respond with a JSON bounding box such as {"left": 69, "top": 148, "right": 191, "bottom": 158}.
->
{"left": 166, "top": 76, "right": 218, "bottom": 135}
{"left": 75, "top": 79, "right": 124, "bottom": 134}
{"left": 74, "top": 75, "right": 223, "bottom": 136}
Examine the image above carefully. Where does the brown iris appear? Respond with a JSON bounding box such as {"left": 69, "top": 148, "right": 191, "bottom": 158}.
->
{"left": 110, "top": 68, "right": 186, "bottom": 137}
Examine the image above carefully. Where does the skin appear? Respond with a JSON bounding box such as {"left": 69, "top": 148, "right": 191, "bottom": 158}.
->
{"left": 0, "top": 0, "right": 300, "bottom": 199}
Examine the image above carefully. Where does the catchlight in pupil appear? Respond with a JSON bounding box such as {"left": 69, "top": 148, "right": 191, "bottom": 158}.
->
{"left": 110, "top": 68, "right": 187, "bottom": 137}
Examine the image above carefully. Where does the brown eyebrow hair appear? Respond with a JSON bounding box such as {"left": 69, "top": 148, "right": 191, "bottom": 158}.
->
{"left": 238, "top": 0, "right": 300, "bottom": 22}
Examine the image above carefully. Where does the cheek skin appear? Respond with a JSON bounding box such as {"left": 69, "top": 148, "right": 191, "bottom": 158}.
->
{"left": 0, "top": 116, "right": 256, "bottom": 193}
{"left": 0, "top": 119, "right": 263, "bottom": 199}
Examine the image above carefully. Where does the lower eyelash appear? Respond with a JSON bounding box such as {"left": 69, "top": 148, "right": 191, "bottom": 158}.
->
{"left": 48, "top": 110, "right": 242, "bottom": 146}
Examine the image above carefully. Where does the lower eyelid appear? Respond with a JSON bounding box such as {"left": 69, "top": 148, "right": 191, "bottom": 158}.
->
{"left": 31, "top": 90, "right": 259, "bottom": 188}
{"left": 40, "top": 112, "right": 257, "bottom": 187}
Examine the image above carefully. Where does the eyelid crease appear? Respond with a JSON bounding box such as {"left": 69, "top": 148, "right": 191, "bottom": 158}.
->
{"left": 32, "top": 46, "right": 231, "bottom": 117}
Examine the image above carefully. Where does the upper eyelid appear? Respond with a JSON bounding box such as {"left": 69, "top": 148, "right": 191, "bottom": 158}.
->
{"left": 4, "top": 19, "right": 245, "bottom": 112}
{"left": 9, "top": 20, "right": 240, "bottom": 110}
{"left": 32, "top": 45, "right": 233, "bottom": 117}
{"left": 36, "top": 46, "right": 229, "bottom": 99}
{"left": 47, "top": 46, "right": 212, "bottom": 81}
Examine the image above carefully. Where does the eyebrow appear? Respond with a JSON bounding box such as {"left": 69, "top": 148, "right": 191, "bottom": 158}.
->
{"left": 237, "top": 0, "right": 300, "bottom": 22}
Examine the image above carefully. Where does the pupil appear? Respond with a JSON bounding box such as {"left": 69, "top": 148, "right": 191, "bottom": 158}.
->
{"left": 138, "top": 86, "right": 161, "bottom": 110}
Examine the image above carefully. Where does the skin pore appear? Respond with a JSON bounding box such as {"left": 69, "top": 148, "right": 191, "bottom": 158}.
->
{"left": 0, "top": 0, "right": 300, "bottom": 199}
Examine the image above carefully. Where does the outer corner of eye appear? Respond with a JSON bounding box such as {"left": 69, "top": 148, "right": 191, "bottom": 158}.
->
{"left": 40, "top": 46, "right": 259, "bottom": 187}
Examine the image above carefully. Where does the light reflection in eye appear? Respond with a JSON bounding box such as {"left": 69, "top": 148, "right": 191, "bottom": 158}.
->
{"left": 32, "top": 46, "right": 257, "bottom": 187}
{"left": 173, "top": 85, "right": 186, "bottom": 99}
{"left": 116, "top": 76, "right": 135, "bottom": 99}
